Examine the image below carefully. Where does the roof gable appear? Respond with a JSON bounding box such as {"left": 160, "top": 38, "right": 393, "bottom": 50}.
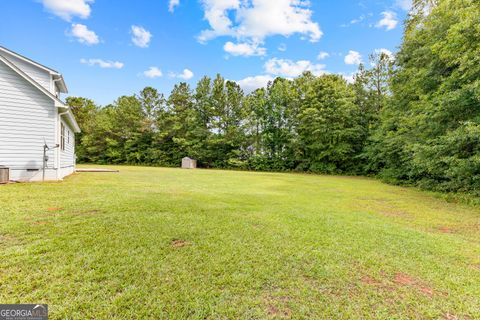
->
{"left": 0, "top": 55, "right": 63, "bottom": 105}
{"left": 0, "top": 46, "right": 58, "bottom": 74}
{"left": 0, "top": 55, "right": 80, "bottom": 133}
{"left": 0, "top": 46, "right": 68, "bottom": 93}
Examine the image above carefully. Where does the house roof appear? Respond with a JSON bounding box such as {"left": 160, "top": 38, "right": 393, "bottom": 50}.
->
{"left": 0, "top": 54, "right": 80, "bottom": 133}
{"left": 0, "top": 46, "right": 68, "bottom": 93}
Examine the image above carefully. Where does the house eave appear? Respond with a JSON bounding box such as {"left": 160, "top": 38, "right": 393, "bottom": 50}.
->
{"left": 53, "top": 74, "right": 68, "bottom": 93}
{"left": 57, "top": 104, "right": 81, "bottom": 133}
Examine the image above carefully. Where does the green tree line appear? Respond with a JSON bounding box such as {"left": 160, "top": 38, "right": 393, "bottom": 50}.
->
{"left": 68, "top": 0, "right": 480, "bottom": 196}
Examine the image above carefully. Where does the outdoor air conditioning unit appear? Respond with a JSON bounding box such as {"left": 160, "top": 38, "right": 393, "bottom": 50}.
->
{"left": 0, "top": 166, "right": 9, "bottom": 184}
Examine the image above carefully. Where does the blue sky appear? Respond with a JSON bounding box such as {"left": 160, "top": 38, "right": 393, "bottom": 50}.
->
{"left": 0, "top": 0, "right": 411, "bottom": 105}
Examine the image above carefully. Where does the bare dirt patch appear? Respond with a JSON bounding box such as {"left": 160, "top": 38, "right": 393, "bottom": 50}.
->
{"left": 47, "top": 207, "right": 64, "bottom": 212}
{"left": 0, "top": 234, "right": 22, "bottom": 247}
{"left": 393, "top": 272, "right": 435, "bottom": 297}
{"left": 442, "top": 313, "right": 472, "bottom": 320}
{"left": 361, "top": 275, "right": 382, "bottom": 286}
{"left": 85, "top": 209, "right": 101, "bottom": 214}
{"left": 394, "top": 273, "right": 416, "bottom": 286}
{"left": 360, "top": 274, "right": 396, "bottom": 294}
{"left": 171, "top": 239, "right": 189, "bottom": 248}
{"left": 267, "top": 304, "right": 291, "bottom": 318}
{"left": 361, "top": 272, "right": 436, "bottom": 298}
{"left": 442, "top": 313, "right": 459, "bottom": 320}
{"left": 0, "top": 234, "right": 17, "bottom": 243}
{"left": 437, "top": 226, "right": 455, "bottom": 234}
{"left": 418, "top": 286, "right": 435, "bottom": 296}
{"left": 265, "top": 296, "right": 292, "bottom": 319}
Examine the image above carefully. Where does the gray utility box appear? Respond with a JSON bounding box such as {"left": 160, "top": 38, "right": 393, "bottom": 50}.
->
{"left": 0, "top": 166, "right": 9, "bottom": 184}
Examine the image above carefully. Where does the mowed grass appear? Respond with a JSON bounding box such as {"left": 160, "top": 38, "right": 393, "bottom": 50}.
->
{"left": 1, "top": 166, "right": 479, "bottom": 319}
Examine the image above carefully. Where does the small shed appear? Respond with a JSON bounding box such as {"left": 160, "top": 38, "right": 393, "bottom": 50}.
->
{"left": 181, "top": 157, "right": 197, "bottom": 169}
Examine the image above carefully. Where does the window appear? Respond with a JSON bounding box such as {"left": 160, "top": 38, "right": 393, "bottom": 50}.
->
{"left": 61, "top": 123, "right": 65, "bottom": 151}
{"left": 67, "top": 130, "right": 70, "bottom": 144}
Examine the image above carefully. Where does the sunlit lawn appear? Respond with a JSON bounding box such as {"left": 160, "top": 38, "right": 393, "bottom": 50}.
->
{"left": 1, "top": 165, "right": 479, "bottom": 319}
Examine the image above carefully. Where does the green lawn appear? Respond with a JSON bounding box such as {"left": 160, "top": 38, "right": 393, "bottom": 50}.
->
{"left": 1, "top": 166, "right": 479, "bottom": 319}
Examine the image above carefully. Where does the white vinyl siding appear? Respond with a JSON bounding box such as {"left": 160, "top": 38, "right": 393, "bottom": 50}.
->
{"left": 60, "top": 118, "right": 75, "bottom": 169}
{"left": 0, "top": 51, "right": 52, "bottom": 93}
{"left": 0, "top": 60, "right": 56, "bottom": 171}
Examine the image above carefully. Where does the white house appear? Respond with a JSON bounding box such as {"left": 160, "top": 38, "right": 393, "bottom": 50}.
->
{"left": 0, "top": 46, "right": 80, "bottom": 181}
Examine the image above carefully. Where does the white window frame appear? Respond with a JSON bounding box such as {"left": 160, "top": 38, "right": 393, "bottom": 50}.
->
{"left": 61, "top": 122, "right": 65, "bottom": 151}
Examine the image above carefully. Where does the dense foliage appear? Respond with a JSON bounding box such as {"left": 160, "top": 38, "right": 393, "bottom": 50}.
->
{"left": 69, "top": 0, "right": 480, "bottom": 196}
{"left": 68, "top": 73, "right": 364, "bottom": 173}
{"left": 366, "top": 0, "right": 480, "bottom": 194}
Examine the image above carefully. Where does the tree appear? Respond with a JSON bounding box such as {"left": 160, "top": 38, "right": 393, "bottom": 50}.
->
{"left": 163, "top": 82, "right": 205, "bottom": 165}
{"left": 137, "top": 86, "right": 166, "bottom": 132}
{"left": 370, "top": 0, "right": 480, "bottom": 194}
{"left": 204, "top": 75, "right": 247, "bottom": 167}
{"left": 354, "top": 52, "right": 395, "bottom": 172}
{"left": 66, "top": 96, "right": 98, "bottom": 162}
{"left": 297, "top": 74, "right": 363, "bottom": 173}
{"left": 243, "top": 87, "right": 268, "bottom": 168}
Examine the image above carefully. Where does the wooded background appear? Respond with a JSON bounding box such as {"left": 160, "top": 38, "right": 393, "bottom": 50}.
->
{"left": 69, "top": 0, "right": 480, "bottom": 196}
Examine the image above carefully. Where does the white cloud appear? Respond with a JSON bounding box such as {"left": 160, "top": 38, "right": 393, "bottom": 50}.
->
{"left": 344, "top": 50, "right": 362, "bottom": 65}
{"left": 375, "top": 48, "right": 392, "bottom": 55}
{"left": 131, "top": 25, "right": 152, "bottom": 48}
{"left": 341, "top": 13, "right": 372, "bottom": 27}
{"left": 170, "top": 69, "right": 194, "bottom": 80}
{"left": 179, "top": 69, "right": 194, "bottom": 80}
{"left": 80, "top": 58, "right": 123, "bottom": 69}
{"left": 70, "top": 23, "right": 99, "bottom": 45}
{"left": 264, "top": 58, "right": 326, "bottom": 77}
{"left": 236, "top": 75, "right": 274, "bottom": 93}
{"left": 169, "top": 0, "right": 180, "bottom": 12}
{"left": 41, "top": 0, "right": 93, "bottom": 21}
{"left": 317, "top": 51, "right": 329, "bottom": 60}
{"left": 198, "top": 0, "right": 322, "bottom": 44}
{"left": 376, "top": 11, "right": 398, "bottom": 31}
{"left": 223, "top": 41, "right": 266, "bottom": 56}
{"left": 339, "top": 72, "right": 355, "bottom": 84}
{"left": 143, "top": 67, "right": 163, "bottom": 78}
{"left": 375, "top": 48, "right": 394, "bottom": 60}
{"left": 396, "top": 0, "right": 412, "bottom": 11}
